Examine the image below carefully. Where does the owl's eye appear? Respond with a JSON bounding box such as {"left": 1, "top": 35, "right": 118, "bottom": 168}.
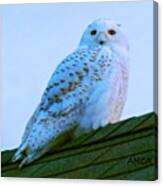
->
{"left": 90, "top": 30, "right": 97, "bottom": 36}
{"left": 108, "top": 29, "right": 116, "bottom": 35}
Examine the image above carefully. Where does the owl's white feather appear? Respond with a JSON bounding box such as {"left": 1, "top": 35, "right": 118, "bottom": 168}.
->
{"left": 12, "top": 18, "right": 129, "bottom": 168}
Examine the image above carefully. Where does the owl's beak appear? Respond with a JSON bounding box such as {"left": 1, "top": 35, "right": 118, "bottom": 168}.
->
{"left": 97, "top": 32, "right": 108, "bottom": 45}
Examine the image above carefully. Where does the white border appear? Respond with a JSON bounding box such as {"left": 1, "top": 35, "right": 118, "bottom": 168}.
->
{"left": 0, "top": 0, "right": 148, "bottom": 4}
{"left": 0, "top": 0, "right": 162, "bottom": 185}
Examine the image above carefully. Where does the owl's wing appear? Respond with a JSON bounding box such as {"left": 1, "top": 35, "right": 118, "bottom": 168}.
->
{"left": 38, "top": 47, "right": 103, "bottom": 118}
{"left": 21, "top": 47, "right": 110, "bottom": 142}
{"left": 21, "top": 47, "right": 100, "bottom": 142}
{"left": 21, "top": 104, "right": 40, "bottom": 143}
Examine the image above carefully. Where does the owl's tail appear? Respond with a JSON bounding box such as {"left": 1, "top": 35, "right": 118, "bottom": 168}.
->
{"left": 12, "top": 141, "right": 28, "bottom": 163}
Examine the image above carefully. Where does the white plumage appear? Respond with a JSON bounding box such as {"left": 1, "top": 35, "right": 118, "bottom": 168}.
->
{"left": 12, "top": 18, "right": 129, "bottom": 168}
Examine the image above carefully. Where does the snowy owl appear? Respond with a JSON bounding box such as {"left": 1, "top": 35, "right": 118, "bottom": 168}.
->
{"left": 12, "top": 18, "right": 129, "bottom": 168}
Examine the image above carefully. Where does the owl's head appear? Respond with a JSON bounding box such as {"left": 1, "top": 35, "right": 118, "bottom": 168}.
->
{"left": 79, "top": 18, "right": 129, "bottom": 50}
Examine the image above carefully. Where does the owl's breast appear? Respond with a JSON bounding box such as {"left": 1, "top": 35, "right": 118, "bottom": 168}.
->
{"left": 78, "top": 50, "right": 129, "bottom": 130}
{"left": 108, "top": 61, "right": 129, "bottom": 123}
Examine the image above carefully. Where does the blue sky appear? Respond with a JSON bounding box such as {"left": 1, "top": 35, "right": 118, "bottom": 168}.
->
{"left": 1, "top": 0, "right": 154, "bottom": 150}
